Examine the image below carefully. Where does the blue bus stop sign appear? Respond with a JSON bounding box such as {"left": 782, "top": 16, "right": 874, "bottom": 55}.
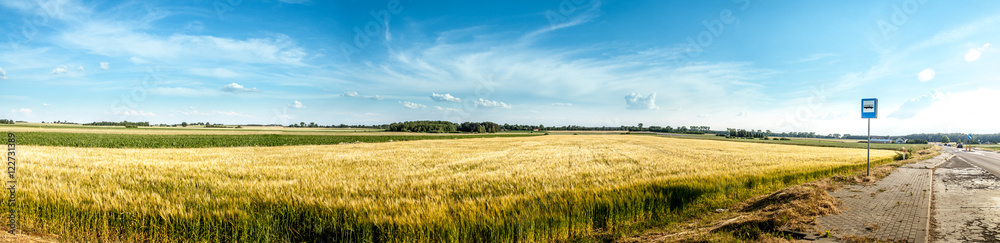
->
{"left": 861, "top": 98, "right": 877, "bottom": 119}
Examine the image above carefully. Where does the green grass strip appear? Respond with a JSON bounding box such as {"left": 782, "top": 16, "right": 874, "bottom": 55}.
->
{"left": 0, "top": 132, "right": 541, "bottom": 148}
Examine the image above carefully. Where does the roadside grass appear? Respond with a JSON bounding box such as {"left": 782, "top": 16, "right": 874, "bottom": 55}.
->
{"left": 0, "top": 131, "right": 540, "bottom": 148}
{"left": 648, "top": 133, "right": 930, "bottom": 153}
{"left": 624, "top": 146, "right": 941, "bottom": 242}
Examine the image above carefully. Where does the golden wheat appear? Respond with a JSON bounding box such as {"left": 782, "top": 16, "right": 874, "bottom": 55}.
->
{"left": 11, "top": 135, "right": 896, "bottom": 241}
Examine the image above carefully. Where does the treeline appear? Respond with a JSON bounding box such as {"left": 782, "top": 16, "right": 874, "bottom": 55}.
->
{"left": 902, "top": 133, "right": 1000, "bottom": 144}
{"left": 457, "top": 122, "right": 501, "bottom": 133}
{"left": 288, "top": 122, "right": 389, "bottom": 129}
{"left": 387, "top": 121, "right": 457, "bottom": 133}
{"left": 385, "top": 121, "right": 505, "bottom": 133}
{"left": 0, "top": 119, "right": 13, "bottom": 124}
{"left": 725, "top": 128, "right": 771, "bottom": 139}
{"left": 84, "top": 121, "right": 150, "bottom": 127}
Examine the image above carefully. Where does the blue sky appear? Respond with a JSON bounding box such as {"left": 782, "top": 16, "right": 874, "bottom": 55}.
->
{"left": 1, "top": 0, "right": 999, "bottom": 135}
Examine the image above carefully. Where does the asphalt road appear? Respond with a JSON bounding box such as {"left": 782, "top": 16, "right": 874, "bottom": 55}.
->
{"left": 942, "top": 146, "right": 1000, "bottom": 178}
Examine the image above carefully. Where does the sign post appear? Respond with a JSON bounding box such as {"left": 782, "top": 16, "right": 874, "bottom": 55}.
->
{"left": 862, "top": 98, "right": 878, "bottom": 176}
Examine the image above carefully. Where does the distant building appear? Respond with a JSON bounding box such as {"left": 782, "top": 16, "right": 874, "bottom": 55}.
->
{"left": 869, "top": 138, "right": 893, "bottom": 144}
{"left": 894, "top": 138, "right": 908, "bottom": 144}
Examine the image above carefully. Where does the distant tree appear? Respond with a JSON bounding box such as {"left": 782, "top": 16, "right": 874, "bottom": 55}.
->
{"left": 638, "top": 123, "right": 643, "bottom": 131}
{"left": 941, "top": 135, "right": 951, "bottom": 143}
{"left": 181, "top": 122, "right": 188, "bottom": 127}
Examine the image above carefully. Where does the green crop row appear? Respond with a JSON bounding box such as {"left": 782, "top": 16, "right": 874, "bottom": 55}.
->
{"left": 0, "top": 132, "right": 541, "bottom": 148}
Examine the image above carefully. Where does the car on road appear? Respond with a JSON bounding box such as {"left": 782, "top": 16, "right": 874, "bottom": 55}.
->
{"left": 957, "top": 143, "right": 964, "bottom": 148}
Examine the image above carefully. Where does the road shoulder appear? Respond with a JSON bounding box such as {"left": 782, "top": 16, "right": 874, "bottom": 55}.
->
{"left": 931, "top": 154, "right": 1000, "bottom": 242}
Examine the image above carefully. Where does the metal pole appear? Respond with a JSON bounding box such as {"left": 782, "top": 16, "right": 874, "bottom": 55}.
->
{"left": 867, "top": 118, "right": 871, "bottom": 176}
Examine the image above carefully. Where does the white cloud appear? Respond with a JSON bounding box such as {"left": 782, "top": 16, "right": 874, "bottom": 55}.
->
{"left": 343, "top": 91, "right": 384, "bottom": 100}
{"left": 890, "top": 90, "right": 949, "bottom": 119}
{"left": 114, "top": 109, "right": 156, "bottom": 117}
{"left": 430, "top": 93, "right": 462, "bottom": 102}
{"left": 100, "top": 62, "right": 109, "bottom": 70}
{"left": 51, "top": 65, "right": 68, "bottom": 74}
{"left": 11, "top": 108, "right": 31, "bottom": 116}
{"left": 473, "top": 98, "right": 512, "bottom": 109}
{"left": 737, "top": 111, "right": 749, "bottom": 117}
{"left": 289, "top": 100, "right": 305, "bottom": 108}
{"left": 220, "top": 83, "right": 258, "bottom": 93}
{"left": 150, "top": 87, "right": 217, "bottom": 96}
{"left": 0, "top": 67, "right": 6, "bottom": 79}
{"left": 551, "top": 103, "right": 573, "bottom": 106}
{"left": 42, "top": 103, "right": 50, "bottom": 106}
{"left": 399, "top": 101, "right": 426, "bottom": 109}
{"left": 625, "top": 92, "right": 658, "bottom": 110}
{"left": 77, "top": 66, "right": 85, "bottom": 71}
{"left": 964, "top": 43, "right": 991, "bottom": 62}
{"left": 917, "top": 68, "right": 936, "bottom": 82}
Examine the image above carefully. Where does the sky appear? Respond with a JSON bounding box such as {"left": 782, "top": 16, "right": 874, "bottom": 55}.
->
{"left": 1, "top": 0, "right": 999, "bottom": 135}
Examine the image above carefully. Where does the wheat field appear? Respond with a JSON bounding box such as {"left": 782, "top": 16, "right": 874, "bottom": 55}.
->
{"left": 10, "top": 135, "right": 896, "bottom": 242}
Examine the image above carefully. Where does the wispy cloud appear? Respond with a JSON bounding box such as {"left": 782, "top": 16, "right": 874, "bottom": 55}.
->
{"left": 289, "top": 100, "right": 305, "bottom": 108}
{"left": 343, "top": 91, "right": 384, "bottom": 100}
{"left": 151, "top": 87, "right": 218, "bottom": 96}
{"left": 399, "top": 101, "right": 426, "bottom": 109}
{"left": 0, "top": 67, "right": 6, "bottom": 79}
{"left": 220, "top": 83, "right": 258, "bottom": 93}
{"left": 100, "top": 62, "right": 109, "bottom": 70}
{"left": 190, "top": 68, "right": 241, "bottom": 78}
{"left": 174, "top": 107, "right": 252, "bottom": 117}
{"left": 796, "top": 53, "right": 838, "bottom": 63}
{"left": 473, "top": 98, "right": 512, "bottom": 109}
{"left": 551, "top": 103, "right": 573, "bottom": 106}
{"left": 51, "top": 65, "right": 68, "bottom": 74}
{"left": 11, "top": 108, "right": 32, "bottom": 117}
{"left": 114, "top": 109, "right": 156, "bottom": 117}
{"left": 434, "top": 106, "right": 459, "bottom": 112}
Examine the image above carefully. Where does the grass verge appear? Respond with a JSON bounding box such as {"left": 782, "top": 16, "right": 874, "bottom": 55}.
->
{"left": 620, "top": 146, "right": 940, "bottom": 242}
